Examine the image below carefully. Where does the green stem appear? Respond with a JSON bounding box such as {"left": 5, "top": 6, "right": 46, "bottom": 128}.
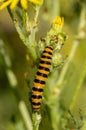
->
{"left": 70, "top": 60, "right": 86, "bottom": 111}
{"left": 34, "top": 6, "right": 40, "bottom": 23}
{"left": 56, "top": 6, "right": 86, "bottom": 88}
{"left": 32, "top": 113, "right": 41, "bottom": 130}
{"left": 0, "top": 39, "right": 33, "bottom": 130}
{"left": 22, "top": 10, "right": 28, "bottom": 31}
{"left": 19, "top": 101, "right": 33, "bottom": 130}
{"left": 51, "top": 0, "right": 60, "bottom": 17}
{"left": 50, "top": 107, "right": 59, "bottom": 130}
{"left": 14, "top": 19, "right": 37, "bottom": 62}
{"left": 56, "top": 40, "right": 79, "bottom": 88}
{"left": 8, "top": 9, "right": 37, "bottom": 62}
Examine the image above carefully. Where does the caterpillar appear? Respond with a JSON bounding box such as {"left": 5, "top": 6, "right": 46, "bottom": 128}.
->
{"left": 31, "top": 45, "right": 53, "bottom": 112}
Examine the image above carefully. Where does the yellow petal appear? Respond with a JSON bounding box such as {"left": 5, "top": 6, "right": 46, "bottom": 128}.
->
{"left": 29, "top": 0, "right": 43, "bottom": 5}
{"left": 20, "top": 0, "right": 28, "bottom": 10}
{"left": 10, "top": 0, "right": 19, "bottom": 9}
{"left": 0, "top": 0, "right": 4, "bottom": 2}
{"left": 0, "top": 0, "right": 12, "bottom": 10}
{"left": 53, "top": 16, "right": 64, "bottom": 27}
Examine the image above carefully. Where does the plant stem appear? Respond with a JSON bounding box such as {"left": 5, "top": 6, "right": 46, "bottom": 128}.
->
{"left": 32, "top": 112, "right": 41, "bottom": 130}
{"left": 56, "top": 40, "right": 79, "bottom": 88}
{"left": 50, "top": 107, "right": 59, "bottom": 130}
{"left": 8, "top": 9, "right": 37, "bottom": 62}
{"left": 0, "top": 39, "right": 33, "bottom": 130}
{"left": 34, "top": 6, "right": 40, "bottom": 23}
{"left": 70, "top": 60, "right": 86, "bottom": 111}
{"left": 14, "top": 20, "right": 37, "bottom": 62}
{"left": 19, "top": 101, "right": 33, "bottom": 130}
{"left": 56, "top": 6, "right": 86, "bottom": 88}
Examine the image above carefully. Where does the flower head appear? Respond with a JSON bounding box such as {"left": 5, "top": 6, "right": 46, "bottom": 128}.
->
{"left": 46, "top": 16, "right": 65, "bottom": 47}
{"left": 47, "top": 16, "right": 64, "bottom": 37}
{"left": 29, "top": 0, "right": 43, "bottom": 5}
{"left": 0, "top": 0, "right": 43, "bottom": 10}
{"left": 0, "top": 0, "right": 28, "bottom": 10}
{"left": 52, "top": 16, "right": 64, "bottom": 31}
{"left": 53, "top": 16, "right": 64, "bottom": 27}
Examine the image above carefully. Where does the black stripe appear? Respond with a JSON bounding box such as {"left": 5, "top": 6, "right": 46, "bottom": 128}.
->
{"left": 46, "top": 46, "right": 53, "bottom": 50}
{"left": 32, "top": 102, "right": 41, "bottom": 105}
{"left": 42, "top": 55, "right": 52, "bottom": 59}
{"left": 33, "top": 108, "right": 40, "bottom": 111}
{"left": 32, "top": 95, "right": 42, "bottom": 99}
{"left": 40, "top": 60, "right": 51, "bottom": 65}
{"left": 38, "top": 65, "right": 50, "bottom": 71}
{"left": 43, "top": 50, "right": 52, "bottom": 55}
{"left": 37, "top": 71, "right": 48, "bottom": 77}
{"left": 33, "top": 109, "right": 39, "bottom": 111}
{"left": 34, "top": 78, "right": 45, "bottom": 84}
{"left": 32, "top": 87, "right": 43, "bottom": 92}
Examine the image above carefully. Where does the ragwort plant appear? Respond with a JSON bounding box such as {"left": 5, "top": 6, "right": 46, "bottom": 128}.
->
{"left": 0, "top": 0, "right": 86, "bottom": 130}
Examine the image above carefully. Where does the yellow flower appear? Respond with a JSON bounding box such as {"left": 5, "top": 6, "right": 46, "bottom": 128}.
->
{"left": 0, "top": 0, "right": 28, "bottom": 10}
{"left": 29, "top": 0, "right": 43, "bottom": 5}
{"left": 47, "top": 16, "right": 64, "bottom": 38}
{"left": 0, "top": 0, "right": 43, "bottom": 10}
{"left": 53, "top": 16, "right": 64, "bottom": 28}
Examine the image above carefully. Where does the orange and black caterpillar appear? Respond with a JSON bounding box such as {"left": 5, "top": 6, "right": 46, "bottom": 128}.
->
{"left": 31, "top": 45, "right": 53, "bottom": 112}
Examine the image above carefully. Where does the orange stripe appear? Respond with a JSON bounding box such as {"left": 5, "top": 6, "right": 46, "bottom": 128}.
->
{"left": 45, "top": 47, "right": 53, "bottom": 53}
{"left": 38, "top": 69, "right": 49, "bottom": 74}
{"left": 34, "top": 82, "right": 44, "bottom": 88}
{"left": 32, "top": 90, "right": 43, "bottom": 95}
{"left": 32, "top": 105, "right": 40, "bottom": 109}
{"left": 40, "top": 58, "right": 51, "bottom": 62}
{"left": 42, "top": 52, "right": 52, "bottom": 57}
{"left": 32, "top": 98, "right": 41, "bottom": 103}
{"left": 39, "top": 63, "right": 51, "bottom": 68}
{"left": 35, "top": 75, "right": 47, "bottom": 81}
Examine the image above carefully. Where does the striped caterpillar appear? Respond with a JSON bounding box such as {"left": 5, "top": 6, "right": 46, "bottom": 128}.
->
{"left": 31, "top": 45, "right": 53, "bottom": 112}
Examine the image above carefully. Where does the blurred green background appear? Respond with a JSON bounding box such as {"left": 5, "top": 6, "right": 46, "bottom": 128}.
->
{"left": 0, "top": 0, "right": 86, "bottom": 130}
